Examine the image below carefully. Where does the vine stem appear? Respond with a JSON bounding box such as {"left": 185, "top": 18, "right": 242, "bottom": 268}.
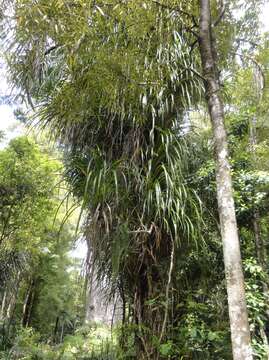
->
{"left": 159, "top": 239, "right": 175, "bottom": 342}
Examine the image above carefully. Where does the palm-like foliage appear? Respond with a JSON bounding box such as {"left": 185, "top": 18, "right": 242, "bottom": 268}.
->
{"left": 2, "top": 0, "right": 206, "bottom": 357}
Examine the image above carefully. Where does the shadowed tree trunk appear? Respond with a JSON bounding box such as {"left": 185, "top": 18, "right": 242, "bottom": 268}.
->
{"left": 6, "top": 271, "right": 21, "bottom": 337}
{"left": 253, "top": 211, "right": 264, "bottom": 265}
{"left": 198, "top": 1, "right": 252, "bottom": 359}
{"left": 22, "top": 278, "right": 36, "bottom": 327}
{"left": 53, "top": 316, "right": 60, "bottom": 343}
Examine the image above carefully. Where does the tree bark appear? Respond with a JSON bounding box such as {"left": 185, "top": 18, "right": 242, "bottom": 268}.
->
{"left": 0, "top": 290, "right": 7, "bottom": 320}
{"left": 22, "top": 279, "right": 35, "bottom": 327}
{"left": 198, "top": 1, "right": 252, "bottom": 359}
{"left": 53, "top": 316, "right": 60, "bottom": 343}
{"left": 6, "top": 271, "right": 21, "bottom": 337}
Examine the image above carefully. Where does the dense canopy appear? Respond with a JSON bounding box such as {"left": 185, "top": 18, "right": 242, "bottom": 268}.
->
{"left": 0, "top": 0, "right": 269, "bottom": 359}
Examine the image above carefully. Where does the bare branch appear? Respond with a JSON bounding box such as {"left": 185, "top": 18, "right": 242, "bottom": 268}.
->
{"left": 213, "top": 0, "right": 226, "bottom": 27}
{"left": 44, "top": 45, "right": 60, "bottom": 56}
{"left": 189, "top": 67, "right": 207, "bottom": 82}
{"left": 236, "top": 38, "right": 259, "bottom": 48}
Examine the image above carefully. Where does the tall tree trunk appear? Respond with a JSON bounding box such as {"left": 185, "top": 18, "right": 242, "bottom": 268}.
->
{"left": 6, "top": 271, "right": 21, "bottom": 338}
{"left": 22, "top": 279, "right": 35, "bottom": 327}
{"left": 53, "top": 316, "right": 60, "bottom": 343}
{"left": 84, "top": 238, "right": 94, "bottom": 323}
{"left": 0, "top": 291, "right": 7, "bottom": 320}
{"left": 253, "top": 212, "right": 265, "bottom": 265}
{"left": 198, "top": 1, "right": 252, "bottom": 359}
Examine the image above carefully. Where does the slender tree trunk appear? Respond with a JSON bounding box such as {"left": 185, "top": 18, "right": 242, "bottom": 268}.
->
{"left": 198, "top": 1, "right": 252, "bottom": 359}
{"left": 0, "top": 291, "right": 7, "bottom": 320}
{"left": 60, "top": 322, "right": 64, "bottom": 343}
{"left": 253, "top": 211, "right": 265, "bottom": 265}
{"left": 53, "top": 316, "right": 59, "bottom": 343}
{"left": 22, "top": 279, "right": 35, "bottom": 327}
{"left": 84, "top": 237, "right": 94, "bottom": 323}
{"left": 6, "top": 271, "right": 21, "bottom": 337}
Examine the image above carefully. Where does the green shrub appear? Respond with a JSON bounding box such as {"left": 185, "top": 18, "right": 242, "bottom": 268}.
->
{"left": 5, "top": 325, "right": 118, "bottom": 360}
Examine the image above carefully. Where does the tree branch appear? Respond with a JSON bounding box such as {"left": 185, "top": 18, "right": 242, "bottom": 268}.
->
{"left": 213, "top": 0, "right": 226, "bottom": 27}
{"left": 236, "top": 38, "right": 259, "bottom": 48}
{"left": 151, "top": 0, "right": 198, "bottom": 27}
{"left": 232, "top": 52, "right": 265, "bottom": 90}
